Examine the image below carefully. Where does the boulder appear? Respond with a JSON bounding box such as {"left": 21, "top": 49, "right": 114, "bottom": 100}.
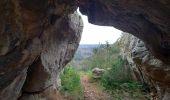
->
{"left": 92, "top": 67, "right": 105, "bottom": 78}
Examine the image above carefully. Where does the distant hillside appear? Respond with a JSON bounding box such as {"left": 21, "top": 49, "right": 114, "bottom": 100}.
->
{"left": 79, "top": 44, "right": 99, "bottom": 49}
{"left": 73, "top": 44, "right": 99, "bottom": 61}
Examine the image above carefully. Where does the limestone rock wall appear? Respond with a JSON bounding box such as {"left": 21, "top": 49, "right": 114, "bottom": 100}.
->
{"left": 20, "top": 12, "right": 83, "bottom": 100}
{"left": 120, "top": 33, "right": 170, "bottom": 100}
{"left": 0, "top": 0, "right": 83, "bottom": 100}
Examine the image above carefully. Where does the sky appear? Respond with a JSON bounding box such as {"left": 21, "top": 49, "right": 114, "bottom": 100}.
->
{"left": 78, "top": 10, "right": 122, "bottom": 44}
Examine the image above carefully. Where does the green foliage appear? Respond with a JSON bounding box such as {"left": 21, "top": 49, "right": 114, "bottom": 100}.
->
{"left": 60, "top": 67, "right": 80, "bottom": 92}
{"left": 100, "top": 57, "right": 144, "bottom": 99}
{"left": 82, "top": 43, "right": 120, "bottom": 70}
{"left": 60, "top": 66, "right": 84, "bottom": 100}
{"left": 101, "top": 56, "right": 131, "bottom": 84}
{"left": 63, "top": 41, "right": 147, "bottom": 99}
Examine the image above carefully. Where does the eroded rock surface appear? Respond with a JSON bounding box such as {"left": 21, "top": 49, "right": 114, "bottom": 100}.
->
{"left": 0, "top": 0, "right": 170, "bottom": 100}
{"left": 0, "top": 0, "right": 82, "bottom": 100}
{"left": 120, "top": 33, "right": 170, "bottom": 100}
{"left": 20, "top": 11, "right": 83, "bottom": 100}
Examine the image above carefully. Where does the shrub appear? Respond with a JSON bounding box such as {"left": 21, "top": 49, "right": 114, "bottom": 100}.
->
{"left": 101, "top": 57, "right": 143, "bottom": 98}
{"left": 82, "top": 43, "right": 120, "bottom": 71}
{"left": 60, "top": 66, "right": 84, "bottom": 100}
{"left": 101, "top": 56, "right": 130, "bottom": 83}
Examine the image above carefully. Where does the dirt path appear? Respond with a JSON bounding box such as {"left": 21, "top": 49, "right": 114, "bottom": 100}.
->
{"left": 81, "top": 75, "right": 112, "bottom": 100}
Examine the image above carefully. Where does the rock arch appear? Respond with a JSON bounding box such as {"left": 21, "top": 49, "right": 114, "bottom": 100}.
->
{"left": 0, "top": 0, "right": 169, "bottom": 100}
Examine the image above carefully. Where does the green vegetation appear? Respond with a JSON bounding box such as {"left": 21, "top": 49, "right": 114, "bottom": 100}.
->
{"left": 81, "top": 42, "right": 120, "bottom": 71}
{"left": 60, "top": 66, "right": 84, "bottom": 100}
{"left": 100, "top": 56, "right": 144, "bottom": 99}
{"left": 60, "top": 42, "right": 148, "bottom": 100}
{"left": 101, "top": 56, "right": 132, "bottom": 89}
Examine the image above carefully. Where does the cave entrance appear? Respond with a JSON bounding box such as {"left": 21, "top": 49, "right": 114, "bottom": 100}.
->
{"left": 79, "top": 10, "right": 122, "bottom": 45}
{"left": 59, "top": 10, "right": 149, "bottom": 100}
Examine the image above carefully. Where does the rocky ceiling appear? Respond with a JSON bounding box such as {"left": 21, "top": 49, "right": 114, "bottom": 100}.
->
{"left": 79, "top": 0, "right": 170, "bottom": 64}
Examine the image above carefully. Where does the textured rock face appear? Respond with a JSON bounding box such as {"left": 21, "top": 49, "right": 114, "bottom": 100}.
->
{"left": 120, "top": 33, "right": 170, "bottom": 100}
{"left": 79, "top": 0, "right": 170, "bottom": 63}
{"left": 0, "top": 0, "right": 170, "bottom": 100}
{"left": 0, "top": 0, "right": 83, "bottom": 100}
{"left": 20, "top": 12, "right": 83, "bottom": 99}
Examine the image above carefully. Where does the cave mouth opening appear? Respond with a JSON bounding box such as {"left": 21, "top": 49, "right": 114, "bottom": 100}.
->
{"left": 77, "top": 9, "right": 122, "bottom": 45}
{"left": 59, "top": 10, "right": 149, "bottom": 100}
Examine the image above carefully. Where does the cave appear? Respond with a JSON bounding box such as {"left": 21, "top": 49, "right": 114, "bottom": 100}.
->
{"left": 0, "top": 0, "right": 169, "bottom": 100}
